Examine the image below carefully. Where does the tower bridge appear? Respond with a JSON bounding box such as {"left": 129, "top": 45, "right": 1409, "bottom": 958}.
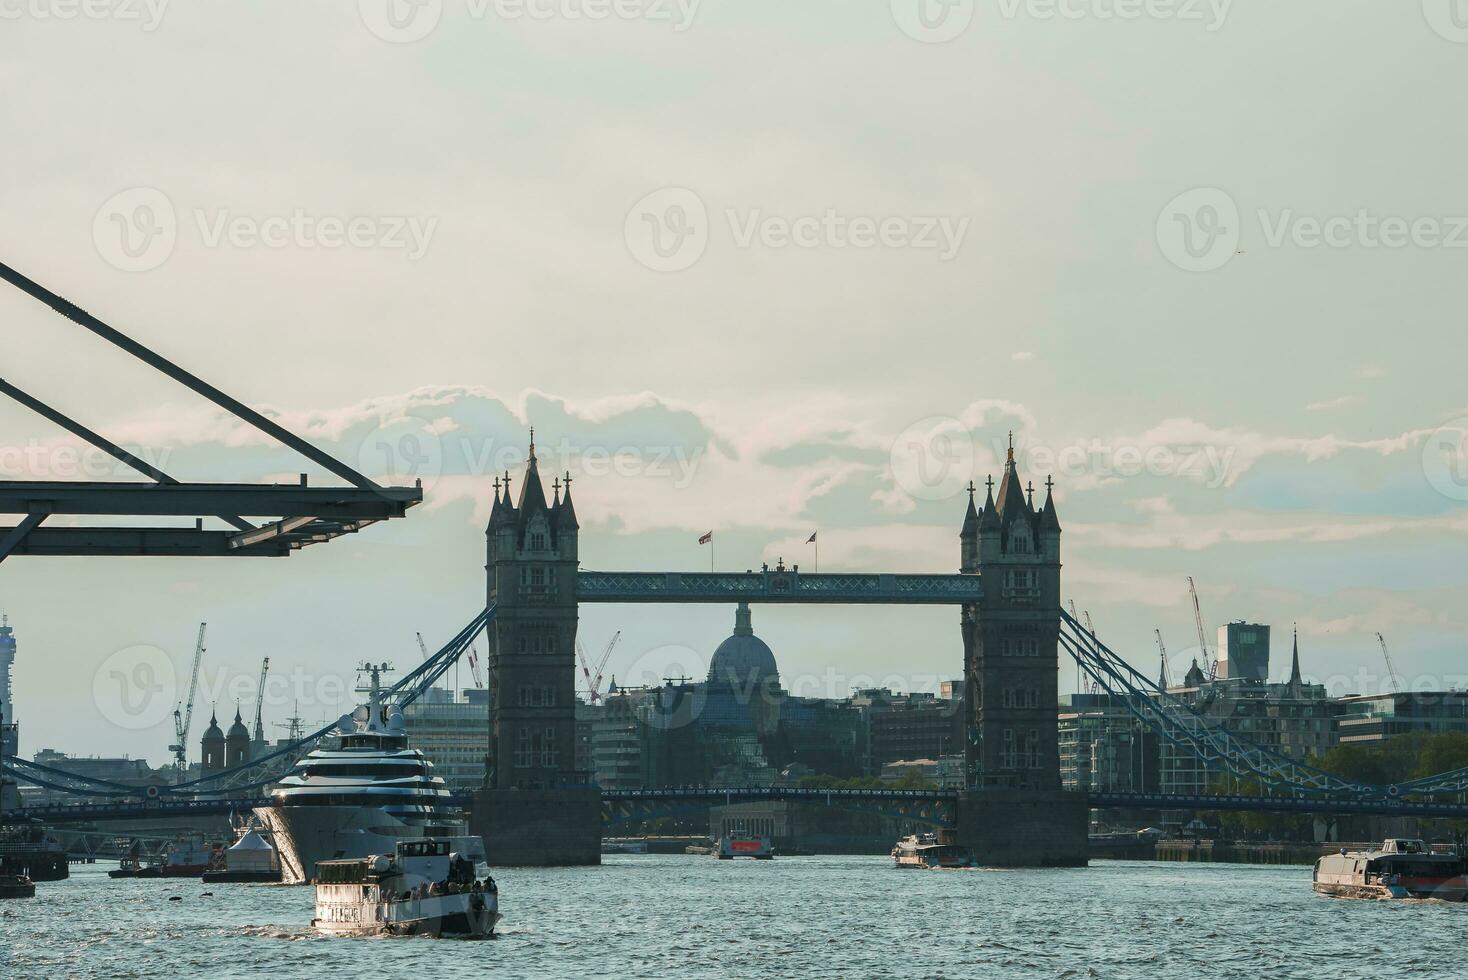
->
{"left": 474, "top": 433, "right": 1085, "bottom": 866}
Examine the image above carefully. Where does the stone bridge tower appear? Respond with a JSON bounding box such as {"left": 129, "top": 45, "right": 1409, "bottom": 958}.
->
{"left": 485, "top": 433, "right": 580, "bottom": 790}
{"left": 475, "top": 432, "right": 600, "bottom": 865}
{"left": 956, "top": 439, "right": 1085, "bottom": 865}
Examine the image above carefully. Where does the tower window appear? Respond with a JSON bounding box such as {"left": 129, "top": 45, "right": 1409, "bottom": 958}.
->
{"left": 530, "top": 532, "right": 547, "bottom": 551}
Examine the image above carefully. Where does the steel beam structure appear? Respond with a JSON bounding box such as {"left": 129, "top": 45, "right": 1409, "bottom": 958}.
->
{"left": 0, "top": 260, "right": 421, "bottom": 558}
{"left": 578, "top": 569, "right": 982, "bottom": 604}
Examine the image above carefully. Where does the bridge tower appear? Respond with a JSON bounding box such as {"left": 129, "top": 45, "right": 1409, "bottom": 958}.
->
{"left": 472, "top": 433, "right": 600, "bottom": 865}
{"left": 956, "top": 439, "right": 1086, "bottom": 865}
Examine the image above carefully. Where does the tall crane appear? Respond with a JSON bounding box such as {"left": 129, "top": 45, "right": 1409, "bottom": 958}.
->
{"left": 1376, "top": 632, "right": 1403, "bottom": 695}
{"left": 1081, "top": 613, "right": 1100, "bottom": 695}
{"left": 251, "top": 657, "right": 270, "bottom": 744}
{"left": 1155, "top": 629, "right": 1171, "bottom": 690}
{"left": 1187, "top": 577, "right": 1216, "bottom": 681}
{"left": 577, "top": 631, "right": 622, "bottom": 703}
{"left": 466, "top": 640, "right": 485, "bottom": 689}
{"left": 168, "top": 623, "right": 207, "bottom": 773}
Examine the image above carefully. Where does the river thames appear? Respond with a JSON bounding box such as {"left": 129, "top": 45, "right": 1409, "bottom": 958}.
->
{"left": 5, "top": 856, "right": 1464, "bottom": 979}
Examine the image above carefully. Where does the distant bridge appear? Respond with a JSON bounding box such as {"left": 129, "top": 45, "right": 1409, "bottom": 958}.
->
{"left": 10, "top": 787, "right": 1468, "bottom": 829}
{"left": 578, "top": 570, "right": 983, "bottom": 604}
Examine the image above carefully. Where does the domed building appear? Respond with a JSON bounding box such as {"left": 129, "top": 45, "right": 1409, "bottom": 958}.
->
{"left": 707, "top": 603, "right": 780, "bottom": 691}
{"left": 226, "top": 705, "right": 252, "bottom": 767}
{"left": 201, "top": 710, "right": 226, "bottom": 773}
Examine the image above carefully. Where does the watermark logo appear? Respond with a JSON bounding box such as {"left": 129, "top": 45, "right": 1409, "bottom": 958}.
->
{"left": 1422, "top": 417, "right": 1468, "bottom": 501}
{"left": 0, "top": 0, "right": 170, "bottom": 30}
{"left": 355, "top": 415, "right": 447, "bottom": 492}
{"left": 1156, "top": 187, "right": 1240, "bottom": 273}
{"left": 625, "top": 187, "right": 969, "bottom": 272}
{"left": 358, "top": 0, "right": 444, "bottom": 43}
{"left": 891, "top": 416, "right": 977, "bottom": 502}
{"left": 891, "top": 0, "right": 975, "bottom": 43}
{"left": 92, "top": 186, "right": 439, "bottom": 272}
{"left": 1423, "top": 0, "right": 1468, "bottom": 43}
{"left": 625, "top": 187, "right": 709, "bottom": 273}
{"left": 1158, "top": 187, "right": 1468, "bottom": 272}
{"left": 93, "top": 644, "right": 177, "bottom": 731}
{"left": 93, "top": 187, "right": 178, "bottom": 273}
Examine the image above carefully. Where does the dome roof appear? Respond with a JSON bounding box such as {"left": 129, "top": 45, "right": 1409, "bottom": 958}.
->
{"left": 227, "top": 707, "right": 250, "bottom": 740}
{"left": 707, "top": 603, "right": 779, "bottom": 689}
{"left": 202, "top": 710, "right": 224, "bottom": 743}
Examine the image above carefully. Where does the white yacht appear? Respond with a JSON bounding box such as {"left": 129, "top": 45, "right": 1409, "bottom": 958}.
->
{"left": 254, "top": 665, "right": 485, "bottom": 884}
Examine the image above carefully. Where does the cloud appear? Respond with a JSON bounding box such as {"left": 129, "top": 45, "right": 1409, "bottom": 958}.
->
{"left": 1012, "top": 351, "right": 1036, "bottom": 362}
{"left": 1305, "top": 395, "right": 1362, "bottom": 412}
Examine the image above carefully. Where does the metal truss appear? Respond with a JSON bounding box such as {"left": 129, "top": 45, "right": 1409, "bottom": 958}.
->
{"left": 0, "top": 259, "right": 421, "bottom": 559}
{"left": 1058, "top": 609, "right": 1399, "bottom": 800}
{"left": 578, "top": 570, "right": 982, "bottom": 604}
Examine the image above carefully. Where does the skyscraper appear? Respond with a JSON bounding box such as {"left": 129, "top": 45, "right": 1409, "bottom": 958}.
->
{"left": 0, "top": 615, "right": 17, "bottom": 758}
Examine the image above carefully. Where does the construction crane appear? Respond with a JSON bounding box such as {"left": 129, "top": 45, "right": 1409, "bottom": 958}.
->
{"left": 251, "top": 657, "right": 270, "bottom": 744}
{"left": 466, "top": 640, "right": 485, "bottom": 689}
{"left": 1187, "top": 576, "right": 1217, "bottom": 681}
{"left": 577, "top": 631, "right": 622, "bottom": 703}
{"left": 168, "top": 623, "right": 207, "bottom": 773}
{"left": 1155, "top": 629, "right": 1171, "bottom": 689}
{"left": 1081, "top": 613, "right": 1100, "bottom": 695}
{"left": 1376, "top": 632, "right": 1403, "bottom": 695}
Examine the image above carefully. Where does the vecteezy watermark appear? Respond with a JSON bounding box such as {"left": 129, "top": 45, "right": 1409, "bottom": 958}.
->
{"left": 93, "top": 186, "right": 439, "bottom": 273}
{"left": 0, "top": 440, "right": 174, "bottom": 480}
{"left": 624, "top": 187, "right": 709, "bottom": 273}
{"left": 890, "top": 0, "right": 1232, "bottom": 43}
{"left": 357, "top": 0, "right": 699, "bottom": 43}
{"left": 0, "top": 0, "right": 169, "bottom": 30}
{"left": 891, "top": 415, "right": 978, "bottom": 503}
{"left": 1422, "top": 0, "right": 1468, "bottom": 43}
{"left": 351, "top": 424, "right": 708, "bottom": 495}
{"left": 1157, "top": 187, "right": 1468, "bottom": 272}
{"left": 890, "top": 419, "right": 1238, "bottom": 503}
{"left": 93, "top": 644, "right": 177, "bottom": 731}
{"left": 890, "top": 0, "right": 975, "bottom": 43}
{"left": 1422, "top": 417, "right": 1468, "bottom": 502}
{"left": 625, "top": 187, "right": 970, "bottom": 272}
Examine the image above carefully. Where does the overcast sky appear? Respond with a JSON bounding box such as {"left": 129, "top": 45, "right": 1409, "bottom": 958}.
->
{"left": 2, "top": 1, "right": 1466, "bottom": 762}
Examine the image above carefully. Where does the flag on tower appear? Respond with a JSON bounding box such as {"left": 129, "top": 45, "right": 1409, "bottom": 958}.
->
{"left": 698, "top": 531, "right": 713, "bottom": 545}
{"left": 806, "top": 531, "right": 817, "bottom": 544}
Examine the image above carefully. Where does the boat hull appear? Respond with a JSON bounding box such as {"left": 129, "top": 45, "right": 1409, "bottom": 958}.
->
{"left": 256, "top": 804, "right": 484, "bottom": 884}
{"left": 315, "top": 892, "right": 500, "bottom": 938}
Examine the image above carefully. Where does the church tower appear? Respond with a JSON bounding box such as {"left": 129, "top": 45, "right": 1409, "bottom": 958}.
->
{"left": 485, "top": 432, "right": 581, "bottom": 790}
{"left": 963, "top": 437, "right": 1062, "bottom": 791}
{"left": 201, "top": 710, "right": 226, "bottom": 774}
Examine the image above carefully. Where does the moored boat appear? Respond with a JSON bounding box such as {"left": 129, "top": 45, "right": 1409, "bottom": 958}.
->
{"left": 892, "top": 832, "right": 977, "bottom": 869}
{"left": 313, "top": 839, "right": 499, "bottom": 938}
{"left": 0, "top": 873, "right": 36, "bottom": 898}
{"left": 717, "top": 833, "right": 773, "bottom": 860}
{"left": 202, "top": 824, "right": 283, "bottom": 884}
{"left": 1314, "top": 839, "right": 1468, "bottom": 901}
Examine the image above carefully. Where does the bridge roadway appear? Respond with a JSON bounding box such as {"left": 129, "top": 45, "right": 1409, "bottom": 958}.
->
{"left": 577, "top": 570, "right": 983, "bottom": 604}
{"left": 13, "top": 788, "right": 1468, "bottom": 826}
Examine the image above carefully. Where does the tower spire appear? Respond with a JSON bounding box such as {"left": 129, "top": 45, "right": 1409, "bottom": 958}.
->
{"left": 1288, "top": 624, "right": 1303, "bottom": 695}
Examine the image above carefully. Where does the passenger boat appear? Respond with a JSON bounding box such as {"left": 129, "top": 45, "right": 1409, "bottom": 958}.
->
{"left": 892, "top": 832, "right": 977, "bottom": 869}
{"left": 1314, "top": 839, "right": 1468, "bottom": 901}
{"left": 255, "top": 667, "right": 484, "bottom": 884}
{"left": 717, "top": 833, "right": 773, "bottom": 860}
{"left": 0, "top": 873, "right": 36, "bottom": 898}
{"left": 313, "top": 839, "right": 499, "bottom": 938}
